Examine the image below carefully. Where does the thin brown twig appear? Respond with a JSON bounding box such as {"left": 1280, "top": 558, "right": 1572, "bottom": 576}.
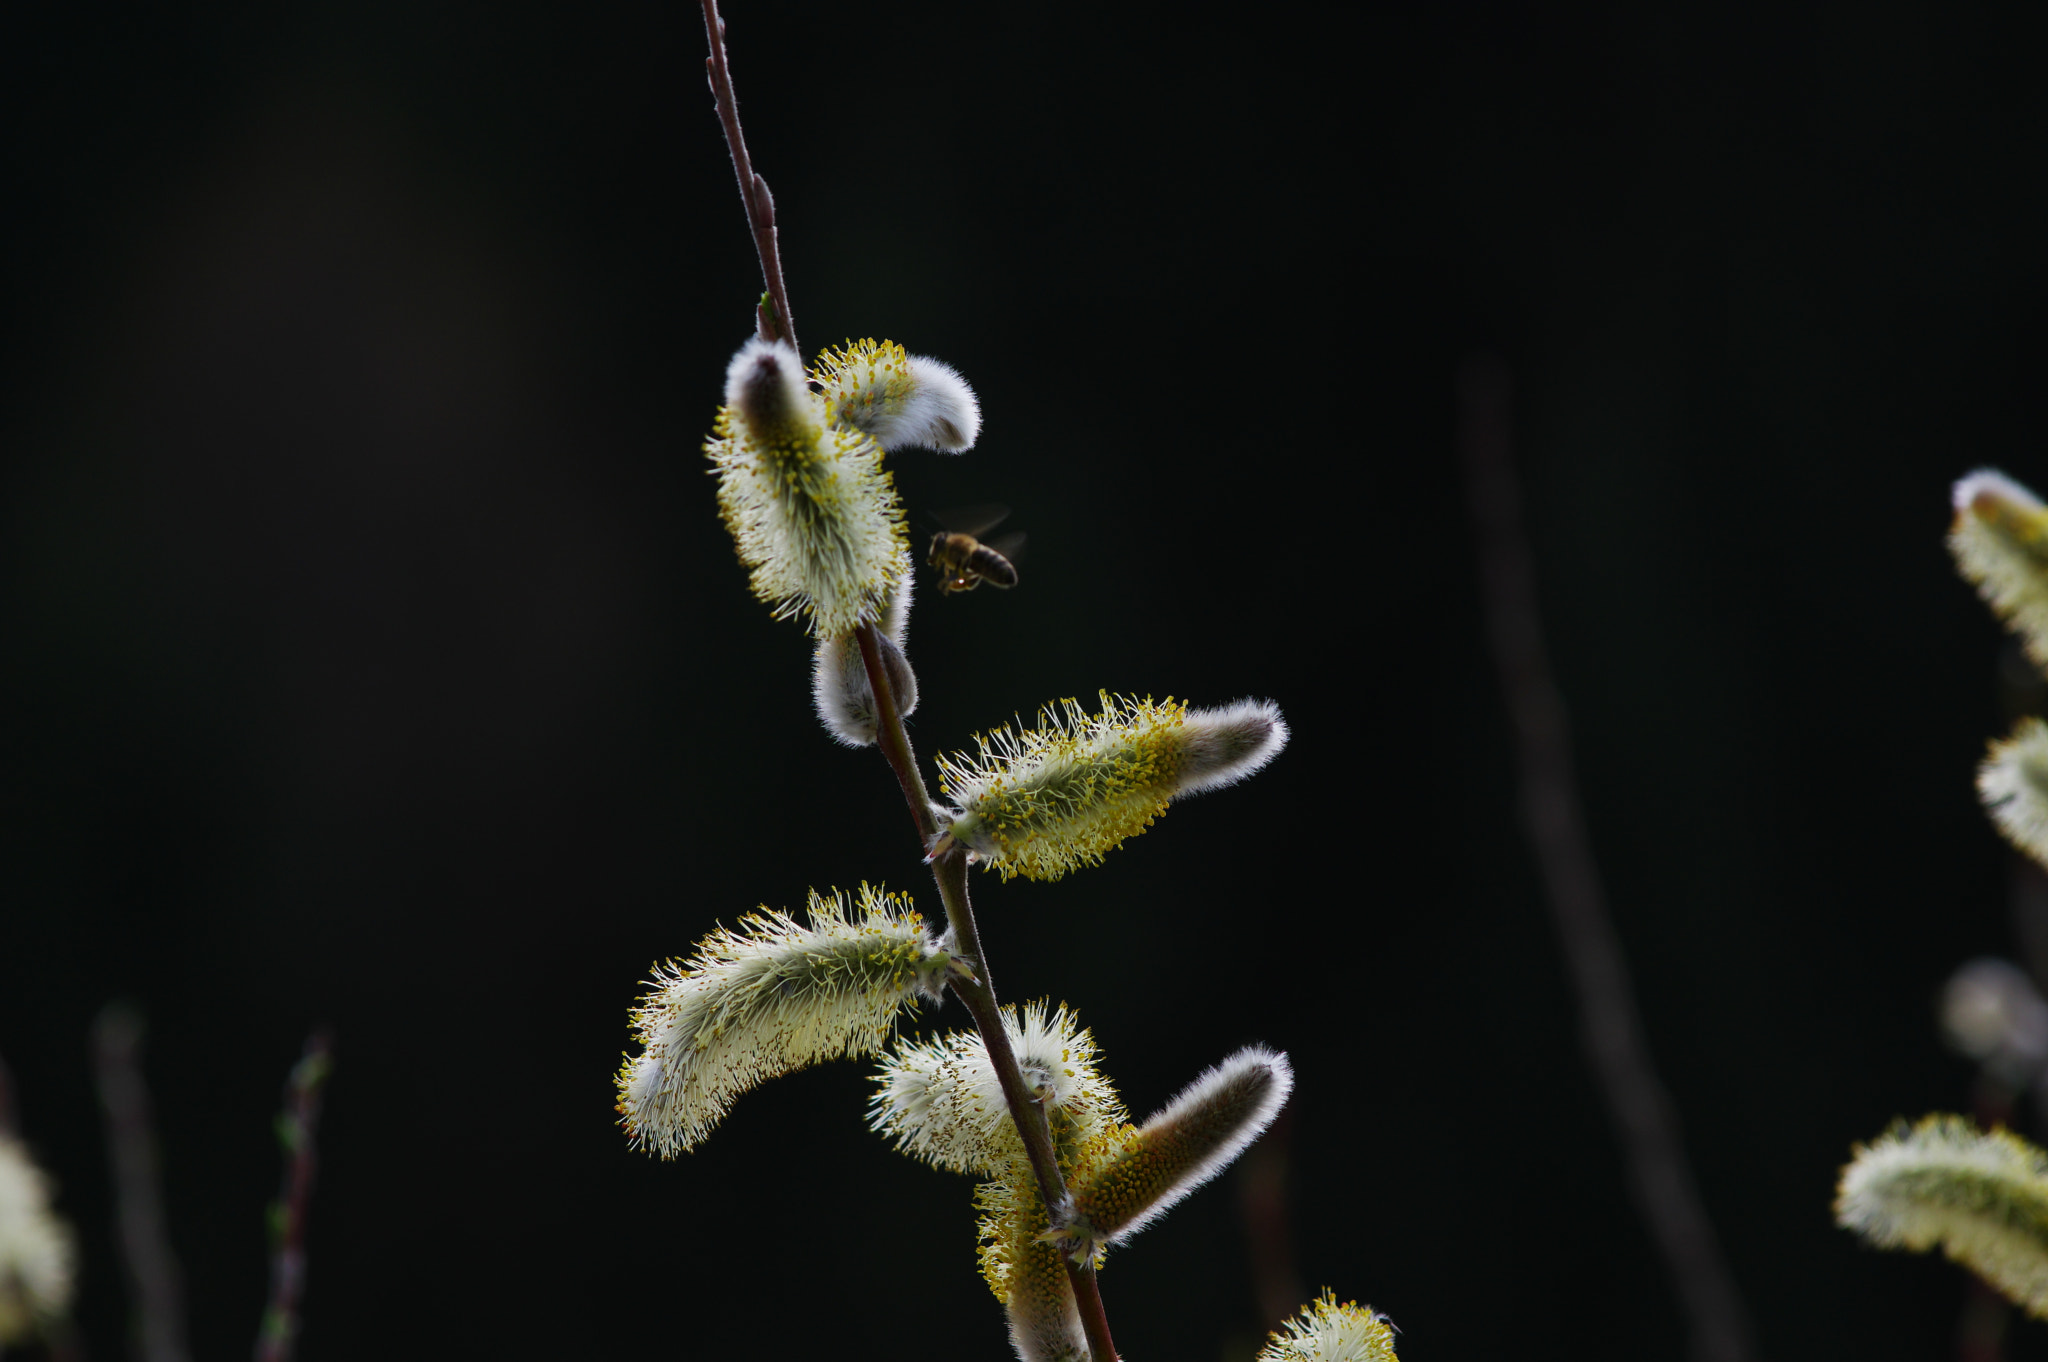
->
{"left": 1459, "top": 354, "right": 1754, "bottom": 1362}
{"left": 93, "top": 1004, "right": 191, "bottom": 1362}
{"left": 856, "top": 622, "right": 1120, "bottom": 1360}
{"left": 701, "top": 0, "right": 796, "bottom": 356}
{"left": 255, "top": 1029, "right": 334, "bottom": 1362}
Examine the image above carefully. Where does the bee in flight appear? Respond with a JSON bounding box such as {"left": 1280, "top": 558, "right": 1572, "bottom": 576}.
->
{"left": 929, "top": 505, "right": 1024, "bottom": 595}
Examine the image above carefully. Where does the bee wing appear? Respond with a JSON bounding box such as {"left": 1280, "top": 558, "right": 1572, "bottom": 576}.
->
{"left": 933, "top": 503, "right": 1012, "bottom": 538}
{"left": 984, "top": 531, "right": 1027, "bottom": 566}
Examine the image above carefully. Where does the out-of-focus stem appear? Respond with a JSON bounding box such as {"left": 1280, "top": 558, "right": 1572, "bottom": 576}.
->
{"left": 93, "top": 1004, "right": 191, "bottom": 1362}
{"left": 855, "top": 623, "right": 1119, "bottom": 1361}
{"left": 1459, "top": 354, "right": 1753, "bottom": 1362}
{"left": 255, "top": 1030, "right": 334, "bottom": 1362}
{"left": 700, "top": 0, "right": 797, "bottom": 356}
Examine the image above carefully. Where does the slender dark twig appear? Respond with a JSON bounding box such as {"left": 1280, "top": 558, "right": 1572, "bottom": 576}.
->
{"left": 93, "top": 1004, "right": 191, "bottom": 1362}
{"left": 856, "top": 622, "right": 1120, "bottom": 1360}
{"left": 701, "top": 0, "right": 796, "bottom": 356}
{"left": 255, "top": 1030, "right": 334, "bottom": 1362}
{"left": 1459, "top": 354, "right": 1754, "bottom": 1362}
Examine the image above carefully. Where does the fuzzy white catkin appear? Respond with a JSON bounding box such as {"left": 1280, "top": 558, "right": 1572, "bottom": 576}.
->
{"left": 708, "top": 337, "right": 909, "bottom": 638}
{"left": 617, "top": 886, "right": 951, "bottom": 1157}
{"left": 0, "top": 1136, "right": 75, "bottom": 1343}
{"left": 1837, "top": 1115, "right": 2048, "bottom": 1317}
{"left": 1066, "top": 1046, "right": 1293, "bottom": 1252}
{"left": 973, "top": 1156, "right": 1092, "bottom": 1362}
{"left": 939, "top": 694, "right": 1290, "bottom": 881}
{"left": 1257, "top": 1290, "right": 1401, "bottom": 1362}
{"left": 1951, "top": 468, "right": 2048, "bottom": 668}
{"left": 814, "top": 339, "right": 981, "bottom": 453}
{"left": 871, "top": 1001, "right": 1123, "bottom": 1175}
{"left": 1980, "top": 718, "right": 2048, "bottom": 871}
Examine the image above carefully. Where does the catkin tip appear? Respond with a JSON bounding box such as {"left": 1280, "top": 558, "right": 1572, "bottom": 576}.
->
{"left": 1178, "top": 698, "right": 1290, "bottom": 796}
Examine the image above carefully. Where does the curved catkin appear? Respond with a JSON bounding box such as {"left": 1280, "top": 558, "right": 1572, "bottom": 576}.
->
{"left": 938, "top": 693, "right": 1289, "bottom": 882}
{"left": 1837, "top": 1114, "right": 2048, "bottom": 1316}
{"left": 1981, "top": 719, "right": 2048, "bottom": 871}
{"left": 1951, "top": 469, "right": 2048, "bottom": 669}
{"left": 1067, "top": 1046, "right": 1292, "bottom": 1251}
{"left": 0, "top": 1136, "right": 74, "bottom": 1343}
{"left": 707, "top": 336, "right": 909, "bottom": 638}
{"left": 976, "top": 1157, "right": 1090, "bottom": 1362}
{"left": 1257, "top": 1289, "right": 1401, "bottom": 1362}
{"left": 616, "top": 886, "right": 951, "bottom": 1157}
{"left": 814, "top": 338, "right": 982, "bottom": 453}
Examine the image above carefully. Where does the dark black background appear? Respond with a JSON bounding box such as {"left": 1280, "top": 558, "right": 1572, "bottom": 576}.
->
{"left": 4, "top": 2, "right": 2046, "bottom": 1358}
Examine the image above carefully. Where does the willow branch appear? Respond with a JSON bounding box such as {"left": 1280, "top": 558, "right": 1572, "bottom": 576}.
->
{"left": 698, "top": 4, "right": 1113, "bottom": 1349}
{"left": 256, "top": 1029, "right": 334, "bottom": 1362}
{"left": 701, "top": 0, "right": 796, "bottom": 354}
{"left": 855, "top": 622, "right": 1119, "bottom": 1361}
{"left": 1459, "top": 354, "right": 1753, "bottom": 1362}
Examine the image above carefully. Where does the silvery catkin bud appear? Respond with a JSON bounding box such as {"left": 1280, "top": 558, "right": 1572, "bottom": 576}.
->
{"left": 814, "top": 338, "right": 982, "bottom": 453}
{"left": 936, "top": 693, "right": 1289, "bottom": 881}
{"left": 1837, "top": 1114, "right": 2048, "bottom": 1317}
{"left": 812, "top": 571, "right": 919, "bottom": 746}
{"left": 0, "top": 1136, "right": 74, "bottom": 1344}
{"left": 1064, "top": 1046, "right": 1292, "bottom": 1255}
{"left": 1943, "top": 958, "right": 2048, "bottom": 1088}
{"left": 707, "top": 337, "right": 909, "bottom": 637}
{"left": 616, "top": 885, "right": 953, "bottom": 1157}
{"left": 1257, "top": 1289, "right": 1401, "bottom": 1362}
{"left": 1951, "top": 469, "right": 2048, "bottom": 668}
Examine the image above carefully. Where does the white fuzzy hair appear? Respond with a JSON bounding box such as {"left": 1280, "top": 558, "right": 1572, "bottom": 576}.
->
{"left": 0, "top": 1136, "right": 74, "bottom": 1340}
{"left": 1837, "top": 1114, "right": 2048, "bottom": 1317}
{"left": 1951, "top": 468, "right": 2048, "bottom": 669}
{"left": 1075, "top": 1045, "right": 1293, "bottom": 1250}
{"left": 1176, "top": 698, "right": 1291, "bottom": 796}
{"left": 618, "top": 886, "right": 949, "bottom": 1157}
{"left": 810, "top": 572, "right": 918, "bottom": 746}
{"left": 1981, "top": 718, "right": 2048, "bottom": 871}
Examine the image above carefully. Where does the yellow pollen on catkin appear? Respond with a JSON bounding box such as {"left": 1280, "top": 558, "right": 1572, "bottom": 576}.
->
{"left": 706, "top": 339, "right": 909, "bottom": 638}
{"left": 814, "top": 338, "right": 916, "bottom": 432}
{"left": 616, "top": 885, "right": 948, "bottom": 1157}
{"left": 938, "top": 692, "right": 1193, "bottom": 881}
{"left": 1258, "top": 1289, "right": 1401, "bottom": 1362}
{"left": 974, "top": 1155, "right": 1094, "bottom": 1360}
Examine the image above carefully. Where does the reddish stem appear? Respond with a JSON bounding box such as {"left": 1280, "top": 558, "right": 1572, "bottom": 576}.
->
{"left": 700, "top": 0, "right": 797, "bottom": 355}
